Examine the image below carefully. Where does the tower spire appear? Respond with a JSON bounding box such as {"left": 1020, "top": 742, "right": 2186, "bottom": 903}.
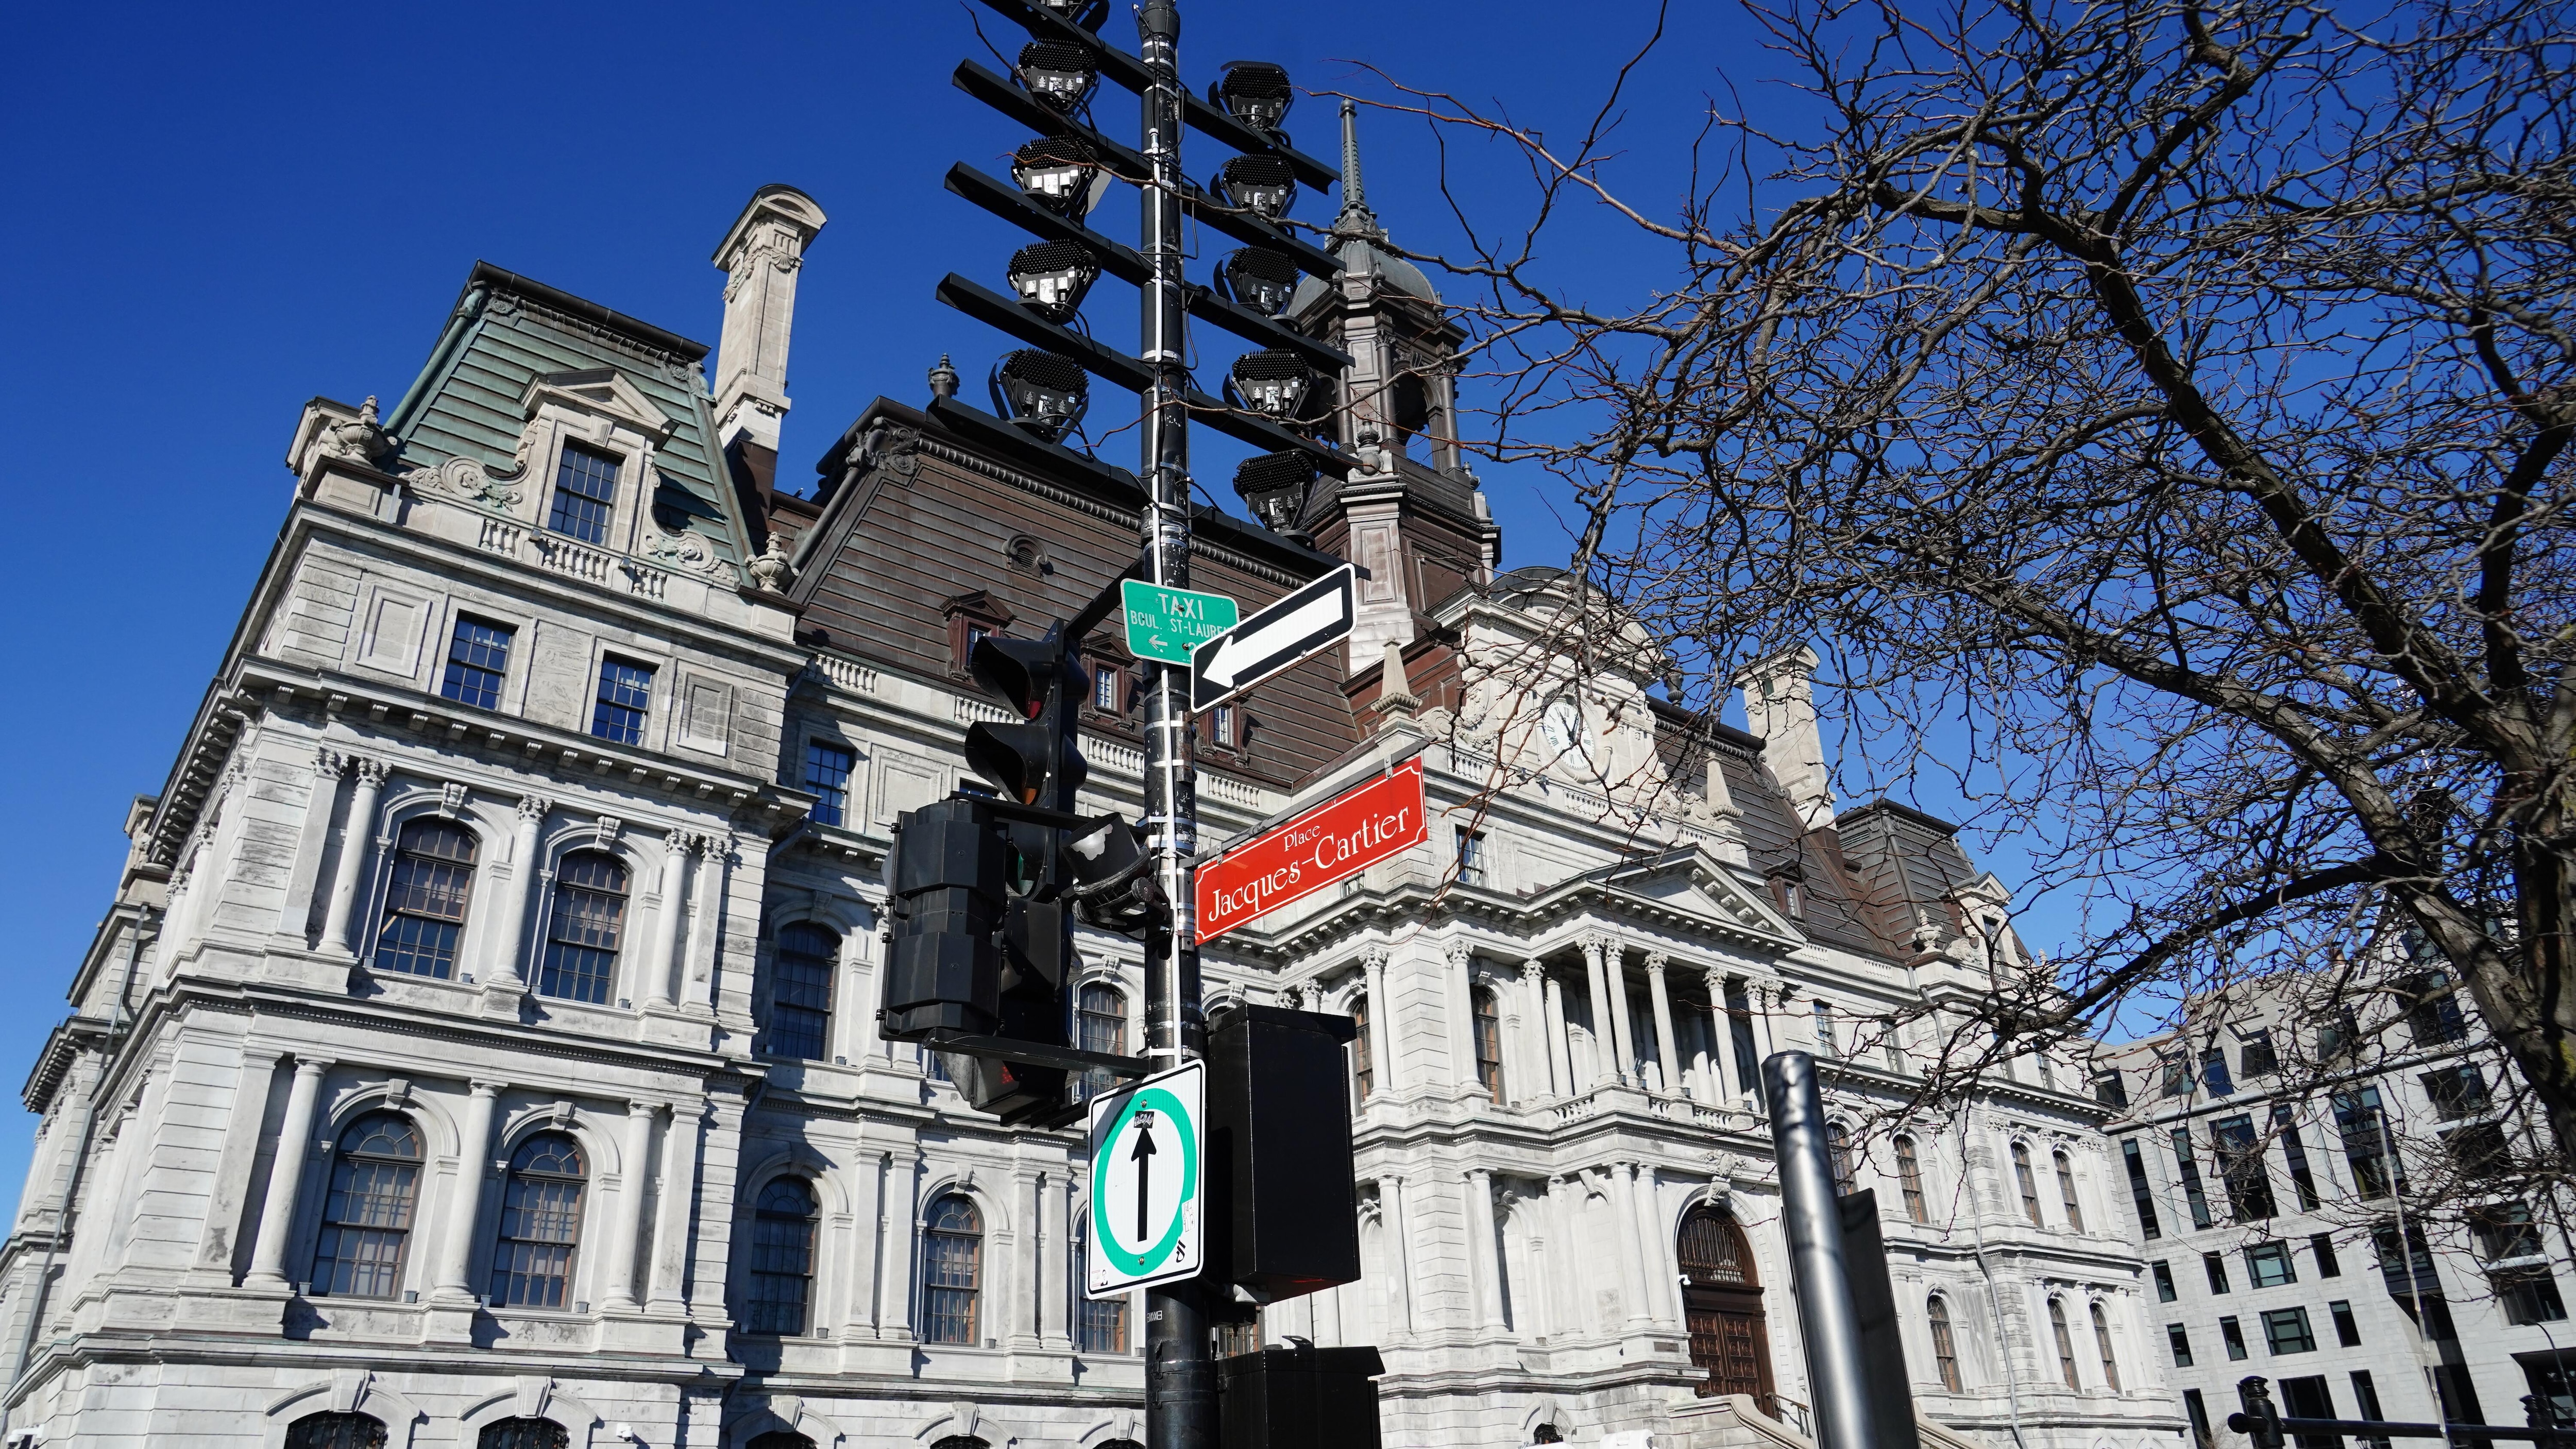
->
{"left": 1335, "top": 99, "right": 1381, "bottom": 238}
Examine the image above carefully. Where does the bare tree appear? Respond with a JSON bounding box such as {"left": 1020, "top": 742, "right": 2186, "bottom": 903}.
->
{"left": 1337, "top": 0, "right": 2576, "bottom": 1163}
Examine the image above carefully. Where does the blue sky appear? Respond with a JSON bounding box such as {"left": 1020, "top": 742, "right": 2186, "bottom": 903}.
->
{"left": 0, "top": 0, "right": 2040, "bottom": 1215}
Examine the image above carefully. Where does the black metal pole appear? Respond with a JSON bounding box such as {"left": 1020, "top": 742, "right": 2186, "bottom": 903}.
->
{"left": 1136, "top": 4, "right": 1212, "bottom": 1449}
{"left": 1762, "top": 1051, "right": 1879, "bottom": 1449}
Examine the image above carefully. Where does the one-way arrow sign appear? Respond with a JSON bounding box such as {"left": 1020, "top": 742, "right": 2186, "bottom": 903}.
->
{"left": 1189, "top": 565, "right": 1355, "bottom": 712}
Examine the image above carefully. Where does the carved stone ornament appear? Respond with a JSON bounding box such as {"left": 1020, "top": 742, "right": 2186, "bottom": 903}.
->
{"left": 401, "top": 452, "right": 526, "bottom": 514}
{"left": 642, "top": 522, "right": 741, "bottom": 584}
{"left": 316, "top": 396, "right": 400, "bottom": 469}
{"left": 595, "top": 815, "right": 624, "bottom": 850}
{"left": 439, "top": 782, "right": 470, "bottom": 816}
{"left": 855, "top": 421, "right": 923, "bottom": 485}
{"left": 748, "top": 532, "right": 795, "bottom": 593}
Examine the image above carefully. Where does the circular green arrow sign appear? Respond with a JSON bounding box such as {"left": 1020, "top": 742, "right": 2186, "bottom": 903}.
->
{"left": 1092, "top": 1083, "right": 1200, "bottom": 1279}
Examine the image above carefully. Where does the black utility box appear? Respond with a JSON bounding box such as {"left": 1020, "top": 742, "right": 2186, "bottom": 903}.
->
{"left": 1206, "top": 1004, "right": 1362, "bottom": 1299}
{"left": 1219, "top": 1343, "right": 1385, "bottom": 1449}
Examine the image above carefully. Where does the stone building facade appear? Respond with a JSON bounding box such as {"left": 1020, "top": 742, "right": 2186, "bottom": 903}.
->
{"left": 1, "top": 150, "right": 2181, "bottom": 1449}
{"left": 2091, "top": 966, "right": 2575, "bottom": 1446}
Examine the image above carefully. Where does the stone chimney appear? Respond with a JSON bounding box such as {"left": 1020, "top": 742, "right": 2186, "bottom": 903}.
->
{"left": 1737, "top": 646, "right": 1835, "bottom": 830}
{"left": 710, "top": 185, "right": 827, "bottom": 458}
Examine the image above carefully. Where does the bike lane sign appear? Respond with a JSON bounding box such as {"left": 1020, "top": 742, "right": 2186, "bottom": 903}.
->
{"left": 1084, "top": 1060, "right": 1205, "bottom": 1297}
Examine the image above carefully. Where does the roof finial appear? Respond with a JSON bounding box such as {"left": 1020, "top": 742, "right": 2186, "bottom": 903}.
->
{"left": 1336, "top": 99, "right": 1380, "bottom": 238}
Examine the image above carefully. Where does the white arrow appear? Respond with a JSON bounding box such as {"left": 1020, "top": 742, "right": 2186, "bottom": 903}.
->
{"left": 1202, "top": 582, "right": 1345, "bottom": 687}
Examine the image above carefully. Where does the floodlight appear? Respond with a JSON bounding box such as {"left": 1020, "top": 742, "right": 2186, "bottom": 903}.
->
{"left": 1030, "top": 0, "right": 1107, "bottom": 30}
{"left": 1011, "top": 135, "right": 1108, "bottom": 221}
{"left": 991, "top": 350, "right": 1090, "bottom": 441}
{"left": 1232, "top": 451, "right": 1318, "bottom": 536}
{"left": 1216, "top": 247, "right": 1302, "bottom": 316}
{"left": 1007, "top": 241, "right": 1101, "bottom": 323}
{"left": 1209, "top": 61, "right": 1293, "bottom": 134}
{"left": 1226, "top": 349, "right": 1315, "bottom": 421}
{"left": 1214, "top": 156, "right": 1296, "bottom": 221}
{"left": 1016, "top": 41, "right": 1098, "bottom": 113}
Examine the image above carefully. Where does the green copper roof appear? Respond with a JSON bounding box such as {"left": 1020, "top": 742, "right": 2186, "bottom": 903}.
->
{"left": 384, "top": 262, "right": 748, "bottom": 566}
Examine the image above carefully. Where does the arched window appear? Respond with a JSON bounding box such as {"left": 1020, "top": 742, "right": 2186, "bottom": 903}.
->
{"left": 1894, "top": 1135, "right": 1927, "bottom": 1222}
{"left": 1351, "top": 995, "right": 1374, "bottom": 1100}
{"left": 1927, "top": 1294, "right": 1962, "bottom": 1390}
{"left": 922, "top": 1193, "right": 983, "bottom": 1344}
{"left": 489, "top": 1133, "right": 585, "bottom": 1308}
{"left": 743, "top": 1178, "right": 818, "bottom": 1334}
{"left": 749, "top": 1434, "right": 816, "bottom": 1449}
{"left": 1472, "top": 987, "right": 1505, "bottom": 1102}
{"left": 481, "top": 1421, "right": 570, "bottom": 1449}
{"left": 2091, "top": 1301, "right": 2123, "bottom": 1391}
{"left": 2012, "top": 1141, "right": 2044, "bottom": 1226}
{"left": 2055, "top": 1151, "right": 2086, "bottom": 1233}
{"left": 1826, "top": 1122, "right": 1857, "bottom": 1195}
{"left": 1076, "top": 1215, "right": 1128, "bottom": 1352}
{"left": 2048, "top": 1298, "right": 2081, "bottom": 1389}
{"left": 374, "top": 818, "right": 477, "bottom": 978}
{"left": 288, "top": 1413, "right": 388, "bottom": 1449}
{"left": 538, "top": 852, "right": 628, "bottom": 1003}
{"left": 931, "top": 1438, "right": 988, "bottom": 1449}
{"left": 1077, "top": 982, "right": 1128, "bottom": 1103}
{"left": 312, "top": 1112, "right": 422, "bottom": 1299}
{"left": 768, "top": 922, "right": 837, "bottom": 1061}
{"left": 1534, "top": 1427, "right": 1565, "bottom": 1445}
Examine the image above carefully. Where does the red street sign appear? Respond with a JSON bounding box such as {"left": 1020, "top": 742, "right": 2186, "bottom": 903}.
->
{"left": 1196, "top": 758, "right": 1427, "bottom": 944}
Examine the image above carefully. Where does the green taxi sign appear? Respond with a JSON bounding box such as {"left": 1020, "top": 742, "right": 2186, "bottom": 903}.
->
{"left": 1121, "top": 581, "right": 1239, "bottom": 667}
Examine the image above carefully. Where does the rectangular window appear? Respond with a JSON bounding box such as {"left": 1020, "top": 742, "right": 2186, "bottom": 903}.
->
{"left": 2171, "top": 1128, "right": 2216, "bottom": 1229}
{"left": 1077, "top": 1288, "right": 1129, "bottom": 1354}
{"left": 766, "top": 928, "right": 835, "bottom": 1063}
{"left": 2161, "top": 1055, "right": 2193, "bottom": 1097}
{"left": 2333, "top": 1086, "right": 2399, "bottom": 1199}
{"left": 591, "top": 658, "right": 654, "bottom": 745}
{"left": 2278, "top": 1375, "right": 2341, "bottom": 1449}
{"left": 2497, "top": 1268, "right": 2568, "bottom": 1326}
{"left": 2318, "top": 1007, "right": 2362, "bottom": 1061}
{"left": 1814, "top": 999, "right": 1839, "bottom": 1057}
{"left": 2309, "top": 1232, "right": 2340, "bottom": 1277}
{"left": 2213, "top": 1114, "right": 2276, "bottom": 1220}
{"left": 2184, "top": 1389, "right": 2216, "bottom": 1449}
{"left": 2422, "top": 1064, "right": 2488, "bottom": 1121}
{"left": 2442, "top": 1121, "right": 2509, "bottom": 1175}
{"left": 441, "top": 618, "right": 514, "bottom": 709}
{"left": 2152, "top": 1261, "right": 2177, "bottom": 1302}
{"left": 2239, "top": 1029, "right": 2279, "bottom": 1078}
{"left": 2167, "top": 1323, "right": 2194, "bottom": 1367}
{"left": 1455, "top": 827, "right": 1487, "bottom": 887}
{"left": 1094, "top": 665, "right": 1120, "bottom": 712}
{"left": 803, "top": 740, "right": 855, "bottom": 828}
{"left": 547, "top": 441, "right": 621, "bottom": 544}
{"left": 2123, "top": 1138, "right": 2163, "bottom": 1239}
{"left": 2205, "top": 1251, "right": 2231, "bottom": 1293}
{"left": 2201, "top": 1045, "right": 2236, "bottom": 1097}
{"left": 2373, "top": 1220, "right": 2440, "bottom": 1302}
{"left": 2400, "top": 972, "right": 2467, "bottom": 1047}
{"left": 2328, "top": 1300, "right": 2360, "bottom": 1347}
{"left": 2093, "top": 1070, "right": 2130, "bottom": 1107}
{"left": 2350, "top": 1372, "right": 2392, "bottom": 1449}
{"left": 1725, "top": 980, "right": 1761, "bottom": 1101}
{"left": 2220, "top": 1315, "right": 2248, "bottom": 1360}
{"left": 2247, "top": 1242, "right": 2296, "bottom": 1288}
{"left": 2263, "top": 1306, "right": 2317, "bottom": 1355}
{"left": 2273, "top": 1103, "right": 2322, "bottom": 1211}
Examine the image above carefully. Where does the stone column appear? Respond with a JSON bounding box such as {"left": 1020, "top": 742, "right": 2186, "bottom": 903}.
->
{"left": 1465, "top": 1167, "right": 1506, "bottom": 1333}
{"left": 647, "top": 1103, "right": 704, "bottom": 1313}
{"left": 1704, "top": 971, "right": 1736, "bottom": 1099}
{"left": 1609, "top": 1163, "right": 1653, "bottom": 1326}
{"left": 880, "top": 1151, "right": 920, "bottom": 1339}
{"left": 1039, "top": 1170, "right": 1071, "bottom": 1350}
{"left": 855, "top": 1151, "right": 889, "bottom": 1337}
{"left": 1630, "top": 1164, "right": 1674, "bottom": 1329}
{"left": 1579, "top": 937, "right": 1617, "bottom": 1087}
{"left": 486, "top": 795, "right": 548, "bottom": 989}
{"left": 277, "top": 751, "right": 348, "bottom": 937}
{"left": 1602, "top": 940, "right": 1639, "bottom": 1086}
{"left": 603, "top": 1100, "right": 659, "bottom": 1309}
{"left": 244, "top": 1057, "right": 332, "bottom": 1287}
{"left": 320, "top": 759, "right": 386, "bottom": 954}
{"left": 430, "top": 1081, "right": 502, "bottom": 1303}
{"left": 1646, "top": 953, "right": 1682, "bottom": 1097}
{"left": 1519, "top": 960, "right": 1558, "bottom": 1100}
{"left": 685, "top": 834, "right": 730, "bottom": 1010}
{"left": 1361, "top": 948, "right": 1396, "bottom": 1099}
{"left": 1543, "top": 970, "right": 1574, "bottom": 1097}
{"left": 1445, "top": 941, "right": 1479, "bottom": 1098}
{"left": 1380, "top": 1175, "right": 1415, "bottom": 1336}
{"left": 646, "top": 832, "right": 691, "bottom": 1008}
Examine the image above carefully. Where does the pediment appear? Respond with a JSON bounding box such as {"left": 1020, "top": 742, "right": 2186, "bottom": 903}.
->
{"left": 520, "top": 367, "right": 675, "bottom": 442}
{"left": 1599, "top": 846, "right": 1803, "bottom": 943}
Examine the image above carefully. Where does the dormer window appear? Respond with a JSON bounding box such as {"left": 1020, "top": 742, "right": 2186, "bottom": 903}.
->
{"left": 549, "top": 442, "right": 622, "bottom": 544}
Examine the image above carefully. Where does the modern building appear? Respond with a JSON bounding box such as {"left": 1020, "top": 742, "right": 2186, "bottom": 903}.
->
{"left": 2090, "top": 961, "right": 2573, "bottom": 1448}
{"left": 0, "top": 120, "right": 2179, "bottom": 1449}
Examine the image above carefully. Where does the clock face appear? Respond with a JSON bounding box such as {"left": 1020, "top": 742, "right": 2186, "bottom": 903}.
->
{"left": 1541, "top": 696, "right": 1585, "bottom": 753}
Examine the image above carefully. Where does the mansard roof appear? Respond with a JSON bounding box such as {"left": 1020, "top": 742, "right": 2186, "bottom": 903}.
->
{"left": 382, "top": 261, "right": 752, "bottom": 571}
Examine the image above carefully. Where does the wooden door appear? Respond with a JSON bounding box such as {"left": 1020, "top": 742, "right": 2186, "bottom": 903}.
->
{"left": 1678, "top": 1206, "right": 1776, "bottom": 1413}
